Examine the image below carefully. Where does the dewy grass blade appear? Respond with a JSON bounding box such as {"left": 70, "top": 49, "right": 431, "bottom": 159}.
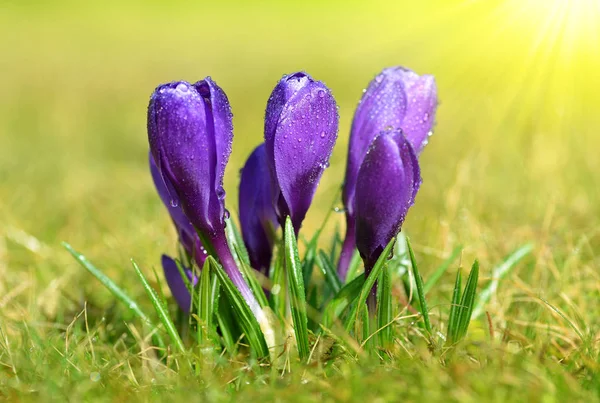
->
{"left": 472, "top": 244, "right": 533, "bottom": 319}
{"left": 344, "top": 238, "right": 396, "bottom": 333}
{"left": 209, "top": 256, "right": 269, "bottom": 358}
{"left": 131, "top": 259, "right": 186, "bottom": 354}
{"left": 423, "top": 246, "right": 462, "bottom": 294}
{"left": 456, "top": 260, "right": 479, "bottom": 341}
{"left": 317, "top": 250, "right": 342, "bottom": 295}
{"left": 284, "top": 217, "right": 310, "bottom": 360}
{"left": 197, "top": 258, "right": 213, "bottom": 344}
{"left": 377, "top": 266, "right": 393, "bottom": 347}
{"left": 62, "top": 242, "right": 166, "bottom": 350}
{"left": 406, "top": 236, "right": 432, "bottom": 335}
{"left": 322, "top": 273, "right": 364, "bottom": 328}
{"left": 447, "top": 268, "right": 463, "bottom": 343}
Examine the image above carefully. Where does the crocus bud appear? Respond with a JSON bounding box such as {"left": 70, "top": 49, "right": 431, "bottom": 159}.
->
{"left": 150, "top": 153, "right": 206, "bottom": 267}
{"left": 264, "top": 72, "right": 339, "bottom": 233}
{"left": 148, "top": 78, "right": 263, "bottom": 320}
{"left": 239, "top": 144, "right": 279, "bottom": 274}
{"left": 148, "top": 79, "right": 233, "bottom": 237}
{"left": 161, "top": 254, "right": 197, "bottom": 312}
{"left": 355, "top": 129, "right": 421, "bottom": 275}
{"left": 338, "top": 67, "right": 436, "bottom": 279}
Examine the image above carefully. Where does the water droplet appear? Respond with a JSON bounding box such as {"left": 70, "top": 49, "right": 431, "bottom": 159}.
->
{"left": 318, "top": 89, "right": 325, "bottom": 98}
{"left": 170, "top": 199, "right": 179, "bottom": 208}
{"left": 375, "top": 74, "right": 383, "bottom": 83}
{"left": 271, "top": 284, "right": 281, "bottom": 295}
{"left": 176, "top": 83, "right": 189, "bottom": 93}
{"left": 90, "top": 372, "right": 101, "bottom": 382}
{"left": 320, "top": 131, "right": 326, "bottom": 138}
{"left": 224, "top": 209, "right": 230, "bottom": 219}
{"left": 297, "top": 138, "right": 302, "bottom": 143}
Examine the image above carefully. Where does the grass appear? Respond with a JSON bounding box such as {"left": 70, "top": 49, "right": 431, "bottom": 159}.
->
{"left": 1, "top": 0, "right": 600, "bottom": 401}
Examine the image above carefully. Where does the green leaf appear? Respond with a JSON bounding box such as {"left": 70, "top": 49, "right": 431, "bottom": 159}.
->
{"left": 224, "top": 217, "right": 251, "bottom": 267}
{"left": 225, "top": 218, "right": 268, "bottom": 309}
{"left": 446, "top": 268, "right": 463, "bottom": 343}
{"left": 270, "top": 245, "right": 286, "bottom": 318}
{"left": 344, "top": 237, "right": 396, "bottom": 333}
{"left": 197, "top": 258, "right": 214, "bottom": 344}
{"left": 317, "top": 250, "right": 342, "bottom": 295}
{"left": 377, "top": 265, "right": 393, "bottom": 347}
{"left": 209, "top": 256, "right": 269, "bottom": 358}
{"left": 322, "top": 273, "right": 364, "bottom": 328}
{"left": 62, "top": 242, "right": 166, "bottom": 350}
{"left": 406, "top": 236, "right": 432, "bottom": 335}
{"left": 283, "top": 217, "right": 310, "bottom": 360}
{"left": 456, "top": 260, "right": 479, "bottom": 341}
{"left": 216, "top": 296, "right": 238, "bottom": 355}
{"left": 131, "top": 259, "right": 186, "bottom": 354}
{"left": 345, "top": 250, "right": 362, "bottom": 283}
{"left": 472, "top": 244, "right": 533, "bottom": 319}
{"left": 423, "top": 246, "right": 462, "bottom": 294}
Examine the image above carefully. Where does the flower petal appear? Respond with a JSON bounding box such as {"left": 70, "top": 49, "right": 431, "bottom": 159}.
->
{"left": 355, "top": 129, "right": 421, "bottom": 269}
{"left": 265, "top": 72, "right": 338, "bottom": 230}
{"left": 344, "top": 67, "right": 411, "bottom": 216}
{"left": 161, "top": 254, "right": 197, "bottom": 312}
{"left": 401, "top": 75, "right": 437, "bottom": 154}
{"left": 148, "top": 79, "right": 233, "bottom": 235}
{"left": 239, "top": 144, "right": 279, "bottom": 273}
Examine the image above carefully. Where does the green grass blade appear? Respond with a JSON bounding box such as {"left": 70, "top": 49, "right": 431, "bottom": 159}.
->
{"left": 377, "top": 266, "right": 393, "bottom": 347}
{"left": 423, "top": 246, "right": 462, "bottom": 294}
{"left": 456, "top": 260, "right": 479, "bottom": 341}
{"left": 284, "top": 217, "right": 310, "bottom": 360}
{"left": 406, "top": 237, "right": 432, "bottom": 335}
{"left": 345, "top": 250, "right": 362, "bottom": 283}
{"left": 471, "top": 243, "right": 533, "bottom": 319}
{"left": 270, "top": 245, "right": 286, "bottom": 318}
{"left": 302, "top": 236, "right": 318, "bottom": 291}
{"left": 446, "top": 268, "right": 463, "bottom": 343}
{"left": 225, "top": 217, "right": 251, "bottom": 267}
{"left": 344, "top": 237, "right": 396, "bottom": 333}
{"left": 317, "top": 250, "right": 342, "bottom": 295}
{"left": 322, "top": 273, "right": 364, "bottom": 328}
{"left": 224, "top": 218, "right": 268, "bottom": 308}
{"left": 131, "top": 259, "right": 186, "bottom": 354}
{"left": 209, "top": 256, "right": 269, "bottom": 358}
{"left": 62, "top": 242, "right": 166, "bottom": 350}
{"left": 197, "top": 258, "right": 213, "bottom": 344}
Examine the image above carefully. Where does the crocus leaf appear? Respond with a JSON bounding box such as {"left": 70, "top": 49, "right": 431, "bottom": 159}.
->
{"left": 406, "top": 236, "right": 432, "bottom": 335}
{"left": 284, "top": 216, "right": 310, "bottom": 360}
{"left": 344, "top": 237, "right": 396, "bottom": 334}
{"left": 377, "top": 265, "right": 393, "bottom": 347}
{"left": 209, "top": 256, "right": 269, "bottom": 358}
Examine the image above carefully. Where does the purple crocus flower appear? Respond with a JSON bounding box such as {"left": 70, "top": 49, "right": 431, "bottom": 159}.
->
{"left": 338, "top": 66, "right": 437, "bottom": 279}
{"left": 150, "top": 153, "right": 206, "bottom": 268}
{"left": 161, "top": 254, "right": 198, "bottom": 312}
{"left": 147, "top": 78, "right": 262, "bottom": 319}
{"left": 239, "top": 143, "right": 279, "bottom": 274}
{"left": 355, "top": 129, "right": 421, "bottom": 308}
{"left": 264, "top": 72, "right": 339, "bottom": 234}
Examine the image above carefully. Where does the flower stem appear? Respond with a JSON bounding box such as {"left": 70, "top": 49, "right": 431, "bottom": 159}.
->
{"left": 337, "top": 215, "right": 356, "bottom": 281}
{"left": 210, "top": 231, "right": 262, "bottom": 318}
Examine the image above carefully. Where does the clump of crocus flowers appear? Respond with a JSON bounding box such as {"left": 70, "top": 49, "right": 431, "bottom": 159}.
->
{"left": 147, "top": 67, "right": 437, "bottom": 325}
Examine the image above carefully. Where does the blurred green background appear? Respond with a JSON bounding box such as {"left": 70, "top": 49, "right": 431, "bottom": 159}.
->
{"left": 0, "top": 0, "right": 598, "bottom": 317}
